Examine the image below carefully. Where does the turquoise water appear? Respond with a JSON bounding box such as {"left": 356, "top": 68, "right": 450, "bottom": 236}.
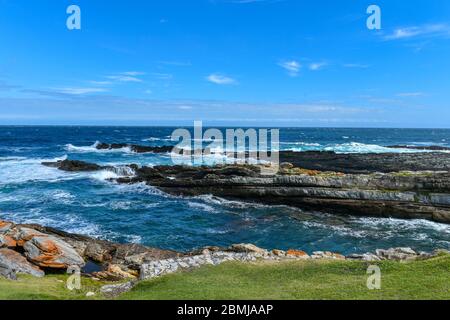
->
{"left": 0, "top": 126, "right": 449, "bottom": 254}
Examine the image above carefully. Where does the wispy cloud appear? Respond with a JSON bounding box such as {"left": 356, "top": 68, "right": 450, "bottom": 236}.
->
{"left": 106, "top": 71, "right": 145, "bottom": 82}
{"left": 51, "top": 87, "right": 109, "bottom": 95}
{"left": 206, "top": 74, "right": 237, "bottom": 85}
{"left": 0, "top": 95, "right": 373, "bottom": 126}
{"left": 106, "top": 75, "right": 142, "bottom": 82}
{"left": 157, "top": 60, "right": 192, "bottom": 67}
{"left": 218, "top": 0, "right": 282, "bottom": 3}
{"left": 0, "top": 81, "right": 20, "bottom": 91}
{"left": 278, "top": 60, "right": 301, "bottom": 77}
{"left": 89, "top": 80, "right": 113, "bottom": 86}
{"left": 121, "top": 71, "right": 146, "bottom": 76}
{"left": 383, "top": 24, "right": 450, "bottom": 41}
{"left": 396, "top": 92, "right": 425, "bottom": 97}
{"left": 343, "top": 63, "right": 369, "bottom": 69}
{"left": 309, "top": 62, "right": 327, "bottom": 71}
{"left": 152, "top": 73, "right": 173, "bottom": 80}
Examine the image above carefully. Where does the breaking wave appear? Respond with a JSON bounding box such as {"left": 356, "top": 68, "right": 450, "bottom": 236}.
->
{"left": 283, "top": 141, "right": 443, "bottom": 154}
{"left": 65, "top": 141, "right": 132, "bottom": 154}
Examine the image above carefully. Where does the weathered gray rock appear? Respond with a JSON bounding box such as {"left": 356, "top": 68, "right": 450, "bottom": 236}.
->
{"left": 23, "top": 234, "right": 85, "bottom": 269}
{"left": 311, "top": 251, "right": 346, "bottom": 260}
{"left": 230, "top": 243, "right": 268, "bottom": 255}
{"left": 100, "top": 281, "right": 136, "bottom": 298}
{"left": 376, "top": 247, "right": 418, "bottom": 261}
{"left": 0, "top": 262, "right": 17, "bottom": 280}
{"left": 15, "top": 222, "right": 180, "bottom": 269}
{"left": 140, "top": 249, "right": 307, "bottom": 280}
{"left": 0, "top": 221, "right": 14, "bottom": 234}
{"left": 0, "top": 234, "right": 17, "bottom": 248}
{"left": 347, "top": 253, "right": 382, "bottom": 261}
{"left": 0, "top": 248, "right": 44, "bottom": 277}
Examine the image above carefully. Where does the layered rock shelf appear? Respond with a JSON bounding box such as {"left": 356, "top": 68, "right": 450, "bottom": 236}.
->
{"left": 43, "top": 149, "right": 450, "bottom": 223}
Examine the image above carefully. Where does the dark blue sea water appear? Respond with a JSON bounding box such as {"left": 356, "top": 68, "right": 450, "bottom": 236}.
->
{"left": 1, "top": 126, "right": 449, "bottom": 254}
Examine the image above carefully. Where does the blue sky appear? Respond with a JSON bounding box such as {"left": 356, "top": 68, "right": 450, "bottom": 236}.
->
{"left": 0, "top": 0, "right": 449, "bottom": 127}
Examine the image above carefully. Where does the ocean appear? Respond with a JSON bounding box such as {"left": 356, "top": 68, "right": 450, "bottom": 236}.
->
{"left": 0, "top": 126, "right": 449, "bottom": 254}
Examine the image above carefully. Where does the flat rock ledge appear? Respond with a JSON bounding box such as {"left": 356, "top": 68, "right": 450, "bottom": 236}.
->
{"left": 43, "top": 157, "right": 450, "bottom": 224}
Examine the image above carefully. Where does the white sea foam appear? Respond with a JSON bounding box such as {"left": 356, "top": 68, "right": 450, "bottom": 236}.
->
{"left": 284, "top": 141, "right": 450, "bottom": 154}
{"left": 65, "top": 141, "right": 133, "bottom": 154}
{"left": 194, "top": 194, "right": 273, "bottom": 209}
{"left": 142, "top": 136, "right": 172, "bottom": 142}
{"left": 187, "top": 201, "right": 218, "bottom": 213}
{"left": 0, "top": 155, "right": 83, "bottom": 185}
{"left": 351, "top": 216, "right": 450, "bottom": 234}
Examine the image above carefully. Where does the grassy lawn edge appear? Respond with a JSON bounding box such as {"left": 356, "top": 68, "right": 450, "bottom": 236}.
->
{"left": 1, "top": 253, "right": 449, "bottom": 300}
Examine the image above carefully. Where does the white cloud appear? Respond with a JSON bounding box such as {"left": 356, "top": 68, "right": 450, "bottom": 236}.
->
{"left": 343, "top": 63, "right": 369, "bottom": 69}
{"left": 152, "top": 73, "right": 173, "bottom": 80}
{"left": 384, "top": 24, "right": 450, "bottom": 40}
{"left": 107, "top": 75, "right": 142, "bottom": 82}
{"left": 157, "top": 60, "right": 192, "bottom": 67}
{"left": 397, "top": 92, "right": 425, "bottom": 97}
{"left": 89, "top": 80, "right": 113, "bottom": 86}
{"left": 53, "top": 87, "right": 109, "bottom": 95}
{"left": 206, "top": 74, "right": 237, "bottom": 85}
{"left": 278, "top": 60, "right": 301, "bottom": 77}
{"left": 121, "top": 71, "right": 146, "bottom": 76}
{"left": 106, "top": 71, "right": 145, "bottom": 82}
{"left": 309, "top": 62, "right": 327, "bottom": 71}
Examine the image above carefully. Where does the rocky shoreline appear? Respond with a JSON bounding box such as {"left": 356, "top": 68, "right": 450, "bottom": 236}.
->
{"left": 3, "top": 147, "right": 449, "bottom": 296}
{"left": 43, "top": 149, "right": 450, "bottom": 223}
{"left": 1, "top": 219, "right": 448, "bottom": 297}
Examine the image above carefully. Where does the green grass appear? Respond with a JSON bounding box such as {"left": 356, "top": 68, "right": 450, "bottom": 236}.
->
{"left": 1, "top": 254, "right": 449, "bottom": 300}
{"left": 0, "top": 274, "right": 105, "bottom": 300}
{"left": 122, "top": 254, "right": 450, "bottom": 300}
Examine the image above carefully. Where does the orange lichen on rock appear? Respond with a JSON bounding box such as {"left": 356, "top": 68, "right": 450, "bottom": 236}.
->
{"left": 0, "top": 235, "right": 17, "bottom": 248}
{"left": 15, "top": 227, "right": 47, "bottom": 246}
{"left": 286, "top": 249, "right": 309, "bottom": 257}
{"left": 0, "top": 221, "right": 14, "bottom": 233}
{"left": 23, "top": 234, "right": 85, "bottom": 269}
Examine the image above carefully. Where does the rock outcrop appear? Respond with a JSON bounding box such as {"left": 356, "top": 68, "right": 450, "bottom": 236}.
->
{"left": 387, "top": 145, "right": 450, "bottom": 152}
{"left": 43, "top": 154, "right": 450, "bottom": 223}
{"left": 0, "top": 262, "right": 17, "bottom": 280}
{"left": 0, "top": 248, "right": 45, "bottom": 278}
{"left": 96, "top": 142, "right": 174, "bottom": 154}
{"left": 0, "top": 219, "right": 181, "bottom": 280}
{"left": 1, "top": 218, "right": 448, "bottom": 299}
{"left": 0, "top": 235, "right": 16, "bottom": 248}
{"left": 23, "top": 233, "right": 85, "bottom": 269}
{"left": 279, "top": 151, "right": 450, "bottom": 174}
